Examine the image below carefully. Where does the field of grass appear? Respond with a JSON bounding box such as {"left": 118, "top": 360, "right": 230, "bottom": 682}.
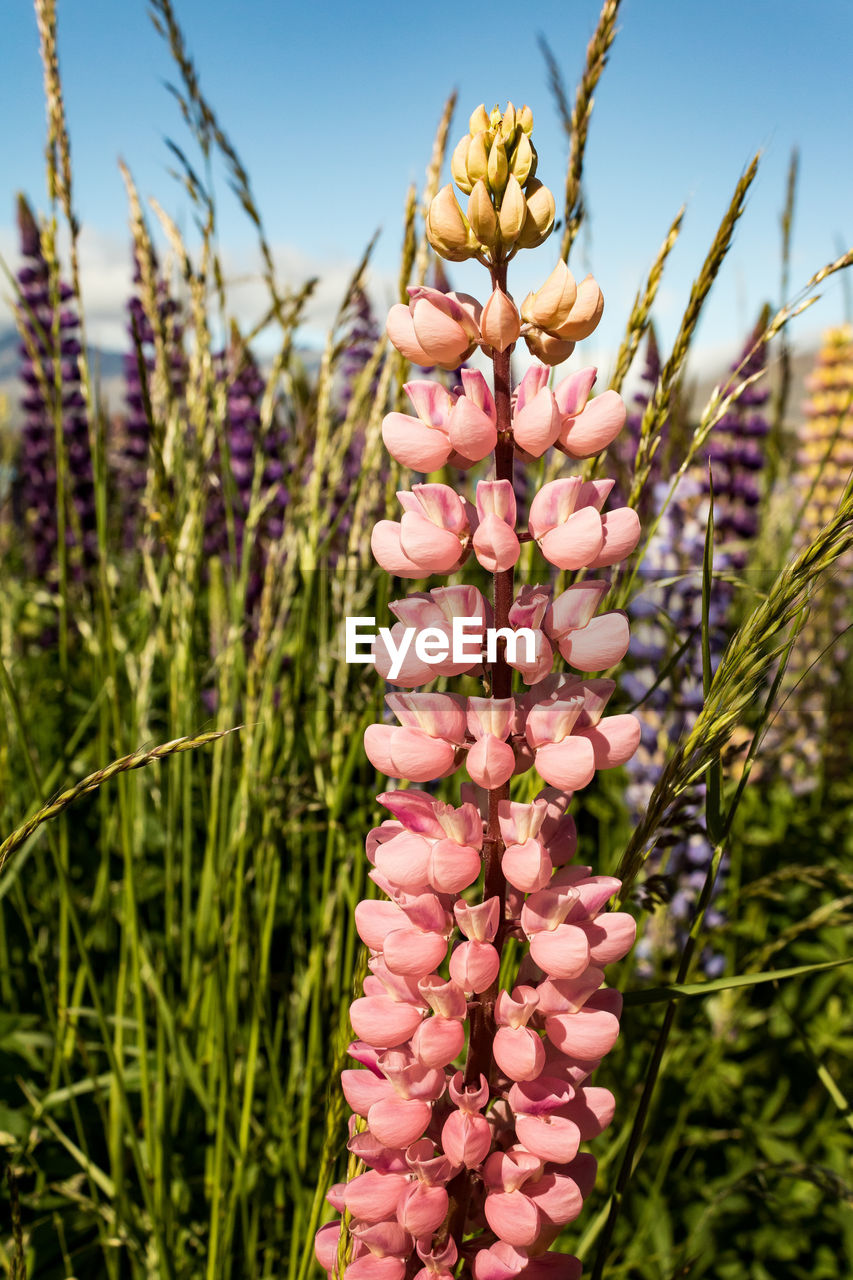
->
{"left": 1, "top": 2, "right": 851, "bottom": 1277}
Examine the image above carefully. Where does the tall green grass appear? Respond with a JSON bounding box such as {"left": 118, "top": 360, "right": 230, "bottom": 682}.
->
{"left": 1, "top": 1, "right": 851, "bottom": 1277}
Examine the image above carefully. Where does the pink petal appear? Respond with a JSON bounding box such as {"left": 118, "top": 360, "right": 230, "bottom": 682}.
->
{"left": 460, "top": 368, "right": 496, "bottom": 418}
{"left": 545, "top": 1007, "right": 621, "bottom": 1059}
{"left": 473, "top": 514, "right": 521, "bottom": 573}
{"left": 364, "top": 723, "right": 399, "bottom": 776}
{"left": 454, "top": 896, "right": 500, "bottom": 942}
{"left": 484, "top": 1191, "right": 540, "bottom": 1247}
{"left": 559, "top": 389, "right": 627, "bottom": 457}
{"left": 382, "top": 928, "right": 448, "bottom": 976}
{"left": 427, "top": 839, "right": 482, "bottom": 894}
{"left": 355, "top": 898, "right": 407, "bottom": 950}
{"left": 547, "top": 581, "right": 610, "bottom": 637}
{"left": 400, "top": 512, "right": 465, "bottom": 574}
{"left": 411, "top": 1016, "right": 465, "bottom": 1068}
{"left": 396, "top": 1183, "right": 448, "bottom": 1236}
{"left": 577, "top": 713, "right": 641, "bottom": 768}
{"left": 314, "top": 1222, "right": 341, "bottom": 1271}
{"left": 411, "top": 298, "right": 472, "bottom": 367}
{"left": 342, "top": 1068, "right": 395, "bottom": 1116}
{"left": 525, "top": 697, "right": 584, "bottom": 749}
{"left": 449, "top": 940, "right": 500, "bottom": 993}
{"left": 554, "top": 366, "right": 597, "bottom": 417}
{"left": 413, "top": 483, "right": 469, "bottom": 534}
{"left": 534, "top": 737, "right": 596, "bottom": 790}
{"left": 501, "top": 838, "right": 553, "bottom": 893}
{"left": 350, "top": 996, "right": 423, "bottom": 1048}
{"left": 472, "top": 1242, "right": 532, "bottom": 1280}
{"left": 559, "top": 612, "right": 630, "bottom": 671}
{"left": 378, "top": 790, "right": 445, "bottom": 837}
{"left": 526, "top": 1172, "right": 584, "bottom": 1226}
{"left": 577, "top": 478, "right": 615, "bottom": 511}
{"left": 587, "top": 508, "right": 641, "bottom": 568}
{"left": 404, "top": 379, "right": 454, "bottom": 425}
{"left": 527, "top": 477, "right": 583, "bottom": 538}
{"left": 367, "top": 1096, "right": 432, "bottom": 1148}
{"left": 386, "top": 728, "right": 457, "bottom": 782}
{"left": 387, "top": 692, "right": 467, "bottom": 742}
{"left": 529, "top": 923, "right": 591, "bottom": 980}
{"left": 382, "top": 413, "right": 451, "bottom": 471}
{"left": 344, "top": 1170, "right": 409, "bottom": 1223}
{"left": 449, "top": 397, "right": 498, "bottom": 460}
{"left": 345, "top": 1256, "right": 406, "bottom": 1280}
{"left": 579, "top": 912, "right": 637, "bottom": 964}
{"left": 512, "top": 388, "right": 561, "bottom": 457}
{"left": 515, "top": 362, "right": 551, "bottom": 414}
{"left": 493, "top": 1025, "right": 546, "bottom": 1081}
{"left": 386, "top": 304, "right": 432, "bottom": 364}
{"left": 352, "top": 1221, "right": 413, "bottom": 1259}
{"left": 564, "top": 1086, "right": 615, "bottom": 1138}
{"left": 442, "top": 1109, "right": 493, "bottom": 1168}
{"left": 417, "top": 975, "right": 467, "bottom": 1018}
{"left": 539, "top": 507, "right": 604, "bottom": 571}
{"left": 514, "top": 1112, "right": 581, "bottom": 1164}
{"left": 467, "top": 735, "right": 516, "bottom": 789}
{"left": 371, "top": 521, "right": 423, "bottom": 577}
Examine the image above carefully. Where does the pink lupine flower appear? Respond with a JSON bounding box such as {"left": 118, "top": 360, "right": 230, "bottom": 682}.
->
{"left": 472, "top": 480, "right": 520, "bottom": 573}
{"left": 382, "top": 381, "right": 457, "bottom": 472}
{"left": 447, "top": 370, "right": 498, "bottom": 463}
{"left": 466, "top": 697, "right": 517, "bottom": 788}
{"left": 493, "top": 986, "right": 545, "bottom": 1080}
{"left": 386, "top": 286, "right": 482, "bottom": 370}
{"left": 441, "top": 1072, "right": 493, "bottom": 1168}
{"left": 381, "top": 372, "right": 499, "bottom": 471}
{"left": 364, "top": 692, "right": 466, "bottom": 782}
{"left": 323, "top": 104, "right": 645, "bottom": 1280}
{"left": 372, "top": 484, "right": 475, "bottom": 578}
{"left": 556, "top": 379, "right": 627, "bottom": 458}
{"left": 528, "top": 478, "right": 605, "bottom": 570}
{"left": 511, "top": 363, "right": 562, "bottom": 456}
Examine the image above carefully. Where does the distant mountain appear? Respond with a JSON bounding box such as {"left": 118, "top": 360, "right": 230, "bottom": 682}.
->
{"left": 0, "top": 326, "right": 126, "bottom": 425}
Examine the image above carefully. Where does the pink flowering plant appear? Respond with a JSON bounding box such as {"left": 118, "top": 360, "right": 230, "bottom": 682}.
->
{"left": 316, "top": 103, "right": 643, "bottom": 1279}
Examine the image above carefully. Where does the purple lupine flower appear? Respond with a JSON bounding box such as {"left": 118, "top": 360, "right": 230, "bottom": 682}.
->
{"left": 119, "top": 242, "right": 187, "bottom": 538}
{"left": 205, "top": 326, "right": 290, "bottom": 610}
{"left": 14, "top": 193, "right": 96, "bottom": 580}
{"left": 627, "top": 320, "right": 770, "bottom": 976}
{"left": 340, "top": 283, "right": 381, "bottom": 412}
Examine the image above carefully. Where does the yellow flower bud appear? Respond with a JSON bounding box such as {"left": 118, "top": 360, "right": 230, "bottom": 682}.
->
{"left": 451, "top": 135, "right": 473, "bottom": 194}
{"left": 515, "top": 179, "right": 555, "bottom": 249}
{"left": 518, "top": 104, "right": 534, "bottom": 135}
{"left": 498, "top": 174, "right": 526, "bottom": 244}
{"left": 469, "top": 104, "right": 490, "bottom": 135}
{"left": 487, "top": 137, "right": 509, "bottom": 196}
{"left": 521, "top": 260, "right": 577, "bottom": 330}
{"left": 523, "top": 325, "right": 576, "bottom": 367}
{"left": 510, "top": 132, "right": 536, "bottom": 187}
{"left": 467, "top": 131, "right": 490, "bottom": 185}
{"left": 426, "top": 184, "right": 477, "bottom": 262}
{"left": 550, "top": 274, "right": 604, "bottom": 340}
{"left": 480, "top": 287, "right": 521, "bottom": 353}
{"left": 467, "top": 179, "right": 498, "bottom": 249}
{"left": 500, "top": 101, "right": 516, "bottom": 141}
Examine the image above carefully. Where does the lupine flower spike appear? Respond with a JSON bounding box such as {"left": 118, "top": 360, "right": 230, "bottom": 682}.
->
{"left": 319, "top": 103, "right": 643, "bottom": 1277}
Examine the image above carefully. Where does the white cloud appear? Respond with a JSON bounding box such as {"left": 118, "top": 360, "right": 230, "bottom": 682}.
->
{"left": 0, "top": 220, "right": 398, "bottom": 357}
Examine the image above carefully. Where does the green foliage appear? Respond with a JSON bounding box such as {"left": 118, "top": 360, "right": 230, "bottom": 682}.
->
{"left": 1, "top": 1, "right": 852, "bottom": 1277}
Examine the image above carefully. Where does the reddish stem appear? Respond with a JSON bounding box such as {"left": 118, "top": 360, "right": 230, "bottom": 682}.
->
{"left": 444, "top": 265, "right": 517, "bottom": 1259}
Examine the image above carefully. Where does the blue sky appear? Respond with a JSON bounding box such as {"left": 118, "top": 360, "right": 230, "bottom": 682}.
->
{"left": 2, "top": 0, "right": 852, "bottom": 372}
